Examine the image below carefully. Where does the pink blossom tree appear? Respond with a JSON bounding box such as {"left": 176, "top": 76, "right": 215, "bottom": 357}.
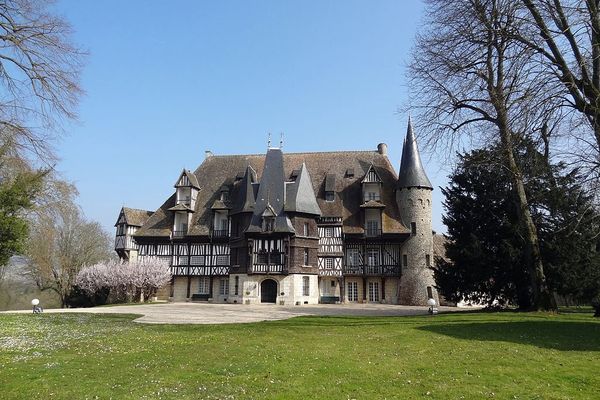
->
{"left": 76, "top": 258, "right": 171, "bottom": 304}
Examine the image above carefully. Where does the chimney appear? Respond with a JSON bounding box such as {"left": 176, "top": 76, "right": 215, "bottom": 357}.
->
{"left": 205, "top": 150, "right": 213, "bottom": 159}
{"left": 377, "top": 143, "right": 388, "bottom": 156}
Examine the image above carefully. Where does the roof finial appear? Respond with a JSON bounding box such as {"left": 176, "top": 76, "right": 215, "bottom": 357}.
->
{"left": 279, "top": 132, "right": 284, "bottom": 149}
{"left": 267, "top": 132, "right": 272, "bottom": 149}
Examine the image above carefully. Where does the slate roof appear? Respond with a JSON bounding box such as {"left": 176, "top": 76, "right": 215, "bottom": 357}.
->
{"left": 398, "top": 118, "right": 433, "bottom": 190}
{"left": 116, "top": 207, "right": 154, "bottom": 227}
{"left": 134, "top": 148, "right": 409, "bottom": 237}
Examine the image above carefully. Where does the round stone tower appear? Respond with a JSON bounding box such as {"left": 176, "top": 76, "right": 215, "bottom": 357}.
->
{"left": 396, "top": 118, "right": 438, "bottom": 306}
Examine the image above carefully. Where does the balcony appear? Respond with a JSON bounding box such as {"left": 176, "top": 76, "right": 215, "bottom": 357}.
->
{"left": 249, "top": 264, "right": 286, "bottom": 274}
{"left": 343, "top": 264, "right": 400, "bottom": 276}
{"left": 365, "top": 228, "right": 382, "bottom": 238}
{"left": 211, "top": 229, "right": 229, "bottom": 238}
{"left": 172, "top": 230, "right": 187, "bottom": 238}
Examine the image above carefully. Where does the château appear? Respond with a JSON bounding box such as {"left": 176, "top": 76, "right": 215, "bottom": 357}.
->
{"left": 115, "top": 120, "right": 439, "bottom": 306}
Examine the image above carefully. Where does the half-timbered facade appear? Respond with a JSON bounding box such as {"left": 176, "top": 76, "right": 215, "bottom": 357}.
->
{"left": 115, "top": 120, "right": 439, "bottom": 306}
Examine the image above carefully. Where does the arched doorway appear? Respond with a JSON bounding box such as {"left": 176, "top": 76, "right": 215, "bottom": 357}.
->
{"left": 261, "top": 279, "right": 278, "bottom": 303}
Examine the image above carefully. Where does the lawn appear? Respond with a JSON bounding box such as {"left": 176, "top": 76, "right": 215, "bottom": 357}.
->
{"left": 0, "top": 311, "right": 598, "bottom": 399}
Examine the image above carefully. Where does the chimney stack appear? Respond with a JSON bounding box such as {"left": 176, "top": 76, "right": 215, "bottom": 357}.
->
{"left": 377, "top": 142, "right": 388, "bottom": 156}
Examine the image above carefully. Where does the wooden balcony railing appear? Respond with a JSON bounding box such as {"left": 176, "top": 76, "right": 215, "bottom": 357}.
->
{"left": 364, "top": 228, "right": 382, "bottom": 237}
{"left": 343, "top": 265, "right": 400, "bottom": 276}
{"left": 172, "top": 230, "right": 187, "bottom": 238}
{"left": 211, "top": 229, "right": 229, "bottom": 238}
{"left": 249, "top": 264, "right": 286, "bottom": 274}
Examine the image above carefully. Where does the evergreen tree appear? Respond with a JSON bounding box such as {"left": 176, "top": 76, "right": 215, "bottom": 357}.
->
{"left": 436, "top": 143, "right": 600, "bottom": 311}
{"left": 0, "top": 158, "right": 44, "bottom": 278}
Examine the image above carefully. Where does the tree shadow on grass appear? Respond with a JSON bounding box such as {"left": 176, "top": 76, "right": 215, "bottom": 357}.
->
{"left": 418, "top": 320, "right": 600, "bottom": 351}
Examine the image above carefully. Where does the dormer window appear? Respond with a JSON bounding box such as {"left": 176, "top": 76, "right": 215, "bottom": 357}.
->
{"left": 219, "top": 185, "right": 230, "bottom": 202}
{"left": 325, "top": 173, "right": 336, "bottom": 202}
{"left": 263, "top": 217, "right": 275, "bottom": 232}
{"left": 174, "top": 169, "right": 199, "bottom": 209}
{"left": 361, "top": 165, "right": 382, "bottom": 203}
{"left": 261, "top": 202, "right": 276, "bottom": 232}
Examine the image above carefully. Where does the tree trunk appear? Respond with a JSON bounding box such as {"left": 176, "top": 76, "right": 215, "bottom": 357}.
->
{"left": 495, "top": 106, "right": 556, "bottom": 310}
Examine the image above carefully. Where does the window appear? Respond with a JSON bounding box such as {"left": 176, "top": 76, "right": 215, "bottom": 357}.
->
{"left": 324, "top": 227, "right": 334, "bottom": 237}
{"left": 234, "top": 276, "right": 239, "bottom": 295}
{"left": 216, "top": 255, "right": 229, "bottom": 265}
{"left": 220, "top": 278, "right": 229, "bottom": 295}
{"left": 269, "top": 252, "right": 282, "bottom": 265}
{"left": 221, "top": 191, "right": 229, "bottom": 202}
{"left": 302, "top": 276, "right": 310, "bottom": 296}
{"left": 257, "top": 251, "right": 268, "bottom": 264}
{"left": 117, "top": 224, "right": 125, "bottom": 235}
{"left": 303, "top": 248, "right": 309, "bottom": 265}
{"left": 198, "top": 277, "right": 210, "bottom": 294}
{"left": 367, "top": 248, "right": 380, "bottom": 266}
{"left": 368, "top": 281, "right": 380, "bottom": 302}
{"left": 411, "top": 222, "right": 417, "bottom": 235}
{"left": 403, "top": 254, "right": 408, "bottom": 267}
{"left": 190, "top": 256, "right": 205, "bottom": 266}
{"left": 427, "top": 286, "right": 433, "bottom": 299}
{"left": 347, "top": 248, "right": 360, "bottom": 266}
{"left": 367, "top": 192, "right": 378, "bottom": 201}
{"left": 426, "top": 254, "right": 431, "bottom": 267}
{"left": 220, "top": 218, "right": 228, "bottom": 231}
{"left": 303, "top": 222, "right": 309, "bottom": 236}
{"left": 325, "top": 191, "right": 334, "bottom": 202}
{"left": 263, "top": 217, "right": 274, "bottom": 232}
{"left": 325, "top": 258, "right": 334, "bottom": 269}
{"left": 347, "top": 282, "right": 358, "bottom": 301}
{"left": 366, "top": 220, "right": 379, "bottom": 236}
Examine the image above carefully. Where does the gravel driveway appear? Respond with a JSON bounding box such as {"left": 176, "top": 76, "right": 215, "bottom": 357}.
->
{"left": 2, "top": 302, "right": 461, "bottom": 324}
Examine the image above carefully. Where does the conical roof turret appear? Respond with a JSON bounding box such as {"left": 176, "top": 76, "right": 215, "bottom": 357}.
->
{"left": 397, "top": 118, "right": 433, "bottom": 190}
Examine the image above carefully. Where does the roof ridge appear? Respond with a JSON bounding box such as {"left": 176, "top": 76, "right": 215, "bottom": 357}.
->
{"left": 207, "top": 149, "right": 380, "bottom": 158}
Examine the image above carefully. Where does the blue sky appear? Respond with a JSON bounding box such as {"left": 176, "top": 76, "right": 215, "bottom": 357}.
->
{"left": 53, "top": 0, "right": 449, "bottom": 234}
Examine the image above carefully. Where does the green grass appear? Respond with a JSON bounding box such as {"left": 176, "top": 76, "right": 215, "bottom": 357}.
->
{"left": 0, "top": 311, "right": 599, "bottom": 399}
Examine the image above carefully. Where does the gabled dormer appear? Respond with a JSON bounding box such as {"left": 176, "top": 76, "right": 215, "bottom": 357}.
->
{"left": 168, "top": 203, "right": 194, "bottom": 238}
{"left": 114, "top": 207, "right": 153, "bottom": 258}
{"left": 360, "top": 164, "right": 385, "bottom": 237}
{"left": 262, "top": 202, "right": 276, "bottom": 232}
{"left": 361, "top": 164, "right": 383, "bottom": 203}
{"left": 210, "top": 185, "right": 231, "bottom": 238}
{"left": 174, "top": 169, "right": 200, "bottom": 209}
{"left": 325, "top": 173, "right": 336, "bottom": 202}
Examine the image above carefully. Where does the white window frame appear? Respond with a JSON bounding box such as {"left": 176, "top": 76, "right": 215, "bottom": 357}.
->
{"left": 198, "top": 277, "right": 210, "bottom": 294}
{"left": 347, "top": 248, "right": 360, "bottom": 266}
{"left": 368, "top": 281, "right": 380, "bottom": 302}
{"left": 219, "top": 278, "right": 229, "bottom": 295}
{"left": 367, "top": 248, "right": 380, "bottom": 267}
{"left": 347, "top": 281, "right": 358, "bottom": 302}
{"left": 325, "top": 258, "right": 334, "bottom": 269}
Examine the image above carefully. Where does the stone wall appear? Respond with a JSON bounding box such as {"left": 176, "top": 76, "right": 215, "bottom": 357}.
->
{"left": 396, "top": 187, "right": 438, "bottom": 306}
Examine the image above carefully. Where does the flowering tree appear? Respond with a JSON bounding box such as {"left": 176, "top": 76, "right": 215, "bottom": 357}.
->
{"left": 76, "top": 258, "right": 171, "bottom": 304}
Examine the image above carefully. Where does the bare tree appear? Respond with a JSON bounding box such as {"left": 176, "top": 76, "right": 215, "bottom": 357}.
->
{"left": 25, "top": 200, "right": 112, "bottom": 307}
{"left": 0, "top": 0, "right": 85, "bottom": 163}
{"left": 520, "top": 0, "right": 600, "bottom": 167}
{"left": 408, "top": 0, "right": 558, "bottom": 309}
